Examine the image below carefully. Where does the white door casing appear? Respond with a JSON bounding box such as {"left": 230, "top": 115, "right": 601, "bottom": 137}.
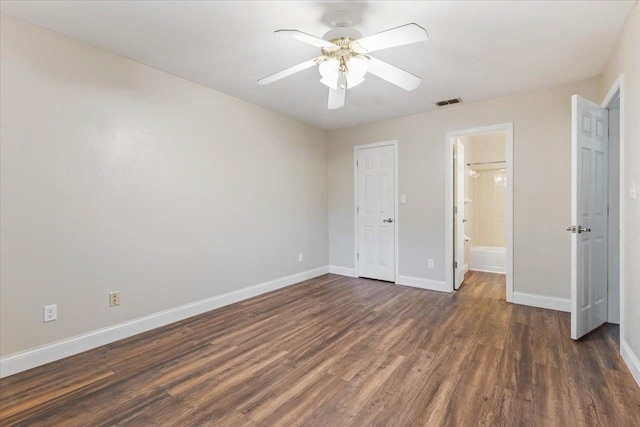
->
{"left": 571, "top": 94, "right": 608, "bottom": 340}
{"left": 356, "top": 144, "right": 396, "bottom": 282}
{"left": 454, "top": 139, "right": 466, "bottom": 289}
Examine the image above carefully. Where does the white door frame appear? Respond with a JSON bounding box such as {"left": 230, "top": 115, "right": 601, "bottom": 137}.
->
{"left": 354, "top": 140, "right": 399, "bottom": 282}
{"left": 454, "top": 139, "right": 467, "bottom": 289}
{"left": 601, "top": 75, "right": 625, "bottom": 341}
{"left": 445, "top": 123, "right": 514, "bottom": 300}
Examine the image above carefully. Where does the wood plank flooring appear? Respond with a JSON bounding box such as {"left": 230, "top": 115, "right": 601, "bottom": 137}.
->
{"left": 1, "top": 271, "right": 639, "bottom": 426}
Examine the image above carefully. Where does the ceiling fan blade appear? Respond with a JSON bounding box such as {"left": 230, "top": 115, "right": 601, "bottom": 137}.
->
{"left": 328, "top": 86, "right": 346, "bottom": 109}
{"left": 353, "top": 23, "right": 428, "bottom": 53}
{"left": 276, "top": 29, "right": 335, "bottom": 49}
{"left": 257, "top": 57, "right": 324, "bottom": 85}
{"left": 367, "top": 57, "right": 422, "bottom": 91}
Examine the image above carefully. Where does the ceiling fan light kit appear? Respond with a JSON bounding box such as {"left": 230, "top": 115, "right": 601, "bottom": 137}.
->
{"left": 257, "top": 10, "right": 428, "bottom": 110}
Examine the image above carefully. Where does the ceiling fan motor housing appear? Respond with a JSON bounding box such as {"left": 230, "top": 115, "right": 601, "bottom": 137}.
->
{"left": 322, "top": 27, "right": 363, "bottom": 42}
{"left": 324, "top": 10, "right": 362, "bottom": 41}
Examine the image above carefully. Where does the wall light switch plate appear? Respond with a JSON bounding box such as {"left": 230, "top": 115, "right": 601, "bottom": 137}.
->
{"left": 298, "top": 253, "right": 303, "bottom": 262}
{"left": 630, "top": 181, "right": 636, "bottom": 200}
{"left": 401, "top": 195, "right": 407, "bottom": 204}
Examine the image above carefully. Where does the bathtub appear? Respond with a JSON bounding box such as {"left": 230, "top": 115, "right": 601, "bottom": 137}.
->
{"left": 469, "top": 246, "right": 506, "bottom": 274}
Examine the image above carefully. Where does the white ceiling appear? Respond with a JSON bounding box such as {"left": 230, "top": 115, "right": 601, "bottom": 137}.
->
{"left": 1, "top": 1, "right": 636, "bottom": 129}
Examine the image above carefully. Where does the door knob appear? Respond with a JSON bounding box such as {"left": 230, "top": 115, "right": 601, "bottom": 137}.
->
{"left": 566, "top": 225, "right": 591, "bottom": 233}
{"left": 383, "top": 218, "right": 394, "bottom": 223}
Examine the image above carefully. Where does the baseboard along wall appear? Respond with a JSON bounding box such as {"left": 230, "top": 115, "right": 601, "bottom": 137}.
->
{"left": 5, "top": 267, "right": 626, "bottom": 381}
{"left": 329, "top": 266, "right": 449, "bottom": 293}
{"left": 395, "top": 275, "right": 450, "bottom": 293}
{"left": 512, "top": 291, "right": 571, "bottom": 312}
{"left": 0, "top": 266, "right": 329, "bottom": 378}
{"left": 328, "top": 265, "right": 357, "bottom": 277}
{"left": 621, "top": 340, "right": 640, "bottom": 389}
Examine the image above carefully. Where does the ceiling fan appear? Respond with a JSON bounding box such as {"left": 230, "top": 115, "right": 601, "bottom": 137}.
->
{"left": 257, "top": 10, "right": 428, "bottom": 109}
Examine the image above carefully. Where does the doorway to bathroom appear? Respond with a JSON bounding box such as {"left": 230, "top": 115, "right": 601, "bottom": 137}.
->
{"left": 445, "top": 123, "right": 514, "bottom": 300}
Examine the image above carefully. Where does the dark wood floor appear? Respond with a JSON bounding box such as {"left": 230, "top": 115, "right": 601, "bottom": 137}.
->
{"left": 1, "top": 272, "right": 639, "bottom": 426}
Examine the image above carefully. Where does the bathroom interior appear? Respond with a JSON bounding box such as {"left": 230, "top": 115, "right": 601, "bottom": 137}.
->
{"left": 457, "top": 131, "right": 508, "bottom": 283}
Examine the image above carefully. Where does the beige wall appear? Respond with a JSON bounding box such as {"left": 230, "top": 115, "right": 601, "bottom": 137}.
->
{"left": 328, "top": 76, "right": 601, "bottom": 298}
{"left": 0, "top": 16, "right": 328, "bottom": 357}
{"left": 601, "top": 3, "right": 640, "bottom": 372}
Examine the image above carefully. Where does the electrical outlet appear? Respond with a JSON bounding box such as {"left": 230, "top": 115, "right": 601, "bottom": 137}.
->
{"left": 428, "top": 259, "right": 434, "bottom": 268}
{"left": 109, "top": 291, "right": 120, "bottom": 307}
{"left": 43, "top": 304, "right": 57, "bottom": 322}
{"left": 298, "top": 253, "right": 303, "bottom": 262}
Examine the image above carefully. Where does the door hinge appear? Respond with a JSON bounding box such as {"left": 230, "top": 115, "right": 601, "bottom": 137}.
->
{"left": 357, "top": 253, "right": 359, "bottom": 260}
{"left": 356, "top": 160, "right": 359, "bottom": 167}
{"left": 453, "top": 206, "right": 458, "bottom": 214}
{"left": 453, "top": 261, "right": 458, "bottom": 269}
{"left": 357, "top": 206, "right": 359, "bottom": 214}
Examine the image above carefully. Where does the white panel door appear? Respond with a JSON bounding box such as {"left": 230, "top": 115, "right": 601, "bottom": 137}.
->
{"left": 454, "top": 139, "right": 466, "bottom": 290}
{"left": 570, "top": 94, "right": 608, "bottom": 340}
{"left": 357, "top": 145, "right": 395, "bottom": 282}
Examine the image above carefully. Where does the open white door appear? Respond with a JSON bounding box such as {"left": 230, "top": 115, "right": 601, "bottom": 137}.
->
{"left": 357, "top": 144, "right": 395, "bottom": 282}
{"left": 570, "top": 94, "right": 608, "bottom": 340}
{"left": 454, "top": 139, "right": 466, "bottom": 289}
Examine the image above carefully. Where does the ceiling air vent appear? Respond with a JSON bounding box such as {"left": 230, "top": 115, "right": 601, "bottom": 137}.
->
{"left": 435, "top": 98, "right": 462, "bottom": 107}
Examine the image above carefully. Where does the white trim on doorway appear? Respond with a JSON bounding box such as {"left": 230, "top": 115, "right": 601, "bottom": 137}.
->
{"left": 600, "top": 75, "right": 635, "bottom": 387}
{"left": 353, "top": 140, "right": 399, "bottom": 282}
{"left": 444, "top": 123, "right": 514, "bottom": 301}
{"left": 601, "top": 75, "right": 625, "bottom": 330}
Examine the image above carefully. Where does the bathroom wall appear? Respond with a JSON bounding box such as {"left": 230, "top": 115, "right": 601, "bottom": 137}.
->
{"left": 471, "top": 167, "right": 507, "bottom": 247}
{"left": 463, "top": 140, "right": 474, "bottom": 266}
{"left": 459, "top": 132, "right": 507, "bottom": 252}
{"left": 463, "top": 132, "right": 508, "bottom": 165}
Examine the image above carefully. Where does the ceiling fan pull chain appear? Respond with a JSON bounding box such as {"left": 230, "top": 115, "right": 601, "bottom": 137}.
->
{"left": 337, "top": 72, "right": 347, "bottom": 90}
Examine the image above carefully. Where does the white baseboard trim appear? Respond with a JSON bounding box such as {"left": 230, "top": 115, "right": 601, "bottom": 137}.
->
{"left": 621, "top": 339, "right": 640, "bottom": 389}
{"left": 396, "top": 275, "right": 451, "bottom": 293}
{"left": 0, "top": 266, "right": 329, "bottom": 379}
{"left": 329, "top": 265, "right": 357, "bottom": 277}
{"left": 469, "top": 266, "right": 506, "bottom": 274}
{"left": 512, "top": 291, "right": 570, "bottom": 312}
